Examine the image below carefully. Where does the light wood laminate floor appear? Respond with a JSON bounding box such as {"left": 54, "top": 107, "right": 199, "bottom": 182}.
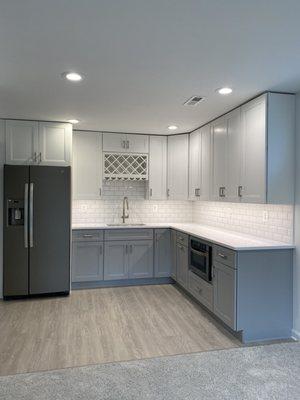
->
{"left": 0, "top": 284, "right": 241, "bottom": 376}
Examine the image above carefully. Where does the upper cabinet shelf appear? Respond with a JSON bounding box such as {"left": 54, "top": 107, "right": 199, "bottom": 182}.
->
{"left": 5, "top": 120, "right": 72, "bottom": 166}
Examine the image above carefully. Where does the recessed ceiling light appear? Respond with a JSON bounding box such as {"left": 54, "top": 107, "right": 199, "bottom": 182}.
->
{"left": 168, "top": 125, "right": 178, "bottom": 131}
{"left": 68, "top": 119, "right": 79, "bottom": 124}
{"left": 217, "top": 87, "right": 233, "bottom": 95}
{"left": 62, "top": 72, "right": 84, "bottom": 82}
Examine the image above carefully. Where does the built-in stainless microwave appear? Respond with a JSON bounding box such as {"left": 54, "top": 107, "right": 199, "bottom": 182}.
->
{"left": 189, "top": 237, "right": 212, "bottom": 282}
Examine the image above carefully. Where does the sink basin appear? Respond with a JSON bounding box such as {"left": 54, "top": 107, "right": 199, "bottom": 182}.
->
{"left": 106, "top": 223, "right": 146, "bottom": 227}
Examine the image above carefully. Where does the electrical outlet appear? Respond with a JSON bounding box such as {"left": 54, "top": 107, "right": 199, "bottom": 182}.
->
{"left": 263, "top": 211, "right": 269, "bottom": 222}
{"left": 153, "top": 204, "right": 158, "bottom": 212}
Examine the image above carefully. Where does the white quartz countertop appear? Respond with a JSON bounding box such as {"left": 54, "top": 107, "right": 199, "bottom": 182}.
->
{"left": 72, "top": 222, "right": 294, "bottom": 251}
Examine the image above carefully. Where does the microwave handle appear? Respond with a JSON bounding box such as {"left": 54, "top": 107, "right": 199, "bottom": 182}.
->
{"left": 191, "top": 248, "right": 209, "bottom": 257}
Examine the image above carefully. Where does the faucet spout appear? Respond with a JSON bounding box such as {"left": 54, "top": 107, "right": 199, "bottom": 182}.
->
{"left": 122, "top": 197, "right": 129, "bottom": 223}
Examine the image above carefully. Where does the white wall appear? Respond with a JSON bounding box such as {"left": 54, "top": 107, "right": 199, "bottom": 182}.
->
{"left": 293, "top": 93, "right": 300, "bottom": 339}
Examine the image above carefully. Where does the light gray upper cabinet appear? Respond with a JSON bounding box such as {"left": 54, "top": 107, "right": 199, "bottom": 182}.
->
{"left": 154, "top": 229, "right": 171, "bottom": 277}
{"left": 167, "top": 134, "right": 189, "bottom": 200}
{"left": 176, "top": 241, "right": 188, "bottom": 289}
{"left": 148, "top": 136, "right": 167, "bottom": 200}
{"left": 189, "top": 125, "right": 212, "bottom": 201}
{"left": 240, "top": 93, "right": 295, "bottom": 204}
{"left": 72, "top": 241, "right": 104, "bottom": 282}
{"left": 211, "top": 117, "right": 227, "bottom": 201}
{"left": 189, "top": 130, "right": 201, "bottom": 200}
{"left": 5, "top": 120, "right": 72, "bottom": 166}
{"left": 104, "top": 241, "right": 128, "bottom": 280}
{"left": 128, "top": 240, "right": 154, "bottom": 279}
{"left": 5, "top": 120, "right": 39, "bottom": 164}
{"left": 38, "top": 122, "right": 72, "bottom": 166}
{"left": 103, "top": 133, "right": 149, "bottom": 153}
{"left": 73, "top": 131, "right": 103, "bottom": 200}
{"left": 213, "top": 261, "right": 236, "bottom": 330}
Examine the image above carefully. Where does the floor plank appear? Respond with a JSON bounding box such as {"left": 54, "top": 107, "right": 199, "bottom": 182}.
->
{"left": 0, "top": 284, "right": 241, "bottom": 376}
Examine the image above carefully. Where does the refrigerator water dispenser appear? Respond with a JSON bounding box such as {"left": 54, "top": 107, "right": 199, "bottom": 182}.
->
{"left": 7, "top": 199, "right": 24, "bottom": 226}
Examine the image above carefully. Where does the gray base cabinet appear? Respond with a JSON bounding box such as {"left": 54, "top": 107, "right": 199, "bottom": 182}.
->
{"left": 72, "top": 241, "right": 104, "bottom": 282}
{"left": 104, "top": 240, "right": 153, "bottom": 280}
{"left": 154, "top": 229, "right": 171, "bottom": 277}
{"left": 176, "top": 242, "right": 188, "bottom": 289}
{"left": 213, "top": 261, "right": 236, "bottom": 330}
{"left": 129, "top": 241, "right": 154, "bottom": 279}
{"left": 104, "top": 241, "right": 128, "bottom": 280}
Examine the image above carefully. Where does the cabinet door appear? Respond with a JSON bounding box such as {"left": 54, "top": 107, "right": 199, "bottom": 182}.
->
{"left": 213, "top": 261, "right": 236, "bottom": 330}
{"left": 104, "top": 241, "right": 128, "bottom": 280}
{"left": 170, "top": 230, "right": 177, "bottom": 280}
{"left": 128, "top": 240, "right": 154, "bottom": 279}
{"left": 226, "top": 109, "right": 242, "bottom": 202}
{"left": 5, "top": 120, "right": 38, "bottom": 164}
{"left": 189, "top": 130, "right": 201, "bottom": 200}
{"left": 72, "top": 241, "right": 104, "bottom": 282}
{"left": 167, "top": 134, "right": 189, "bottom": 200}
{"left": 154, "top": 229, "right": 171, "bottom": 277}
{"left": 211, "top": 117, "right": 227, "bottom": 200}
{"left": 200, "top": 124, "right": 212, "bottom": 200}
{"left": 103, "top": 133, "right": 127, "bottom": 152}
{"left": 176, "top": 243, "right": 188, "bottom": 289}
{"left": 38, "top": 122, "right": 72, "bottom": 166}
{"left": 148, "top": 136, "right": 167, "bottom": 200}
{"left": 73, "top": 131, "right": 102, "bottom": 200}
{"left": 127, "top": 134, "right": 149, "bottom": 153}
{"left": 240, "top": 96, "right": 267, "bottom": 203}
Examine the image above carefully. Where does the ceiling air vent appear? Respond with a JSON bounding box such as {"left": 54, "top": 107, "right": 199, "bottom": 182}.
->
{"left": 183, "top": 96, "right": 205, "bottom": 106}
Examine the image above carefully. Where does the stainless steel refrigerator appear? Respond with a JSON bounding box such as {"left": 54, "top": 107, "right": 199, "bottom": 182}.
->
{"left": 3, "top": 165, "right": 71, "bottom": 299}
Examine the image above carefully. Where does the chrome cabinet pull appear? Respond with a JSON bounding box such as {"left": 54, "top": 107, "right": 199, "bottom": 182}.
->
{"left": 39, "top": 152, "right": 42, "bottom": 163}
{"left": 130, "top": 244, "right": 133, "bottom": 254}
{"left": 33, "top": 152, "right": 37, "bottom": 163}
{"left": 83, "top": 234, "right": 93, "bottom": 238}
{"left": 238, "top": 185, "right": 243, "bottom": 197}
{"left": 99, "top": 245, "right": 103, "bottom": 255}
{"left": 29, "top": 183, "right": 34, "bottom": 248}
{"left": 219, "top": 187, "right": 226, "bottom": 198}
{"left": 149, "top": 188, "right": 152, "bottom": 197}
{"left": 167, "top": 189, "right": 170, "bottom": 197}
{"left": 126, "top": 140, "right": 129, "bottom": 149}
{"left": 218, "top": 252, "right": 227, "bottom": 259}
{"left": 99, "top": 188, "right": 102, "bottom": 196}
{"left": 196, "top": 188, "right": 201, "bottom": 197}
{"left": 125, "top": 244, "right": 128, "bottom": 254}
{"left": 24, "top": 183, "right": 29, "bottom": 248}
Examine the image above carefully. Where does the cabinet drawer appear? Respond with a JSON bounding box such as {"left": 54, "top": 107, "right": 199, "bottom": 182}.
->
{"left": 188, "top": 271, "right": 213, "bottom": 311}
{"left": 72, "top": 230, "right": 104, "bottom": 242}
{"left": 213, "top": 245, "right": 236, "bottom": 268}
{"left": 176, "top": 231, "right": 189, "bottom": 247}
{"left": 104, "top": 229, "right": 153, "bottom": 241}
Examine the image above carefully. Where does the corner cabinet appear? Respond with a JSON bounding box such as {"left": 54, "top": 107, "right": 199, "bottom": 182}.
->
{"left": 167, "top": 134, "right": 189, "bottom": 200}
{"left": 5, "top": 120, "right": 72, "bottom": 166}
{"left": 73, "top": 131, "right": 103, "bottom": 200}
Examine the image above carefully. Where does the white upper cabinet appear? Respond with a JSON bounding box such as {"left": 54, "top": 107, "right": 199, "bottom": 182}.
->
{"left": 5, "top": 120, "right": 39, "bottom": 164}
{"left": 226, "top": 109, "right": 242, "bottom": 202}
{"left": 73, "top": 131, "right": 103, "bottom": 200}
{"left": 189, "top": 130, "right": 201, "bottom": 200}
{"left": 167, "top": 134, "right": 189, "bottom": 200}
{"left": 5, "top": 120, "right": 72, "bottom": 166}
{"left": 200, "top": 124, "right": 212, "bottom": 201}
{"left": 103, "top": 133, "right": 148, "bottom": 153}
{"left": 148, "top": 136, "right": 167, "bottom": 200}
{"left": 240, "top": 96, "right": 266, "bottom": 203}
{"left": 211, "top": 117, "right": 227, "bottom": 201}
{"left": 38, "top": 122, "right": 72, "bottom": 166}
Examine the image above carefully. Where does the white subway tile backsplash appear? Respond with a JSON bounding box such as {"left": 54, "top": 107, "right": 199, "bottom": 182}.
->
{"left": 72, "top": 181, "right": 294, "bottom": 243}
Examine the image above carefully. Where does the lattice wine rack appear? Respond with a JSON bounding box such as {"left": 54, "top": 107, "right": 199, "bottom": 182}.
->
{"left": 103, "top": 153, "right": 149, "bottom": 181}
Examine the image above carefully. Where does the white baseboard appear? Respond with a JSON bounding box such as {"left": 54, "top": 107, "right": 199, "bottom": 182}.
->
{"left": 291, "top": 328, "right": 300, "bottom": 340}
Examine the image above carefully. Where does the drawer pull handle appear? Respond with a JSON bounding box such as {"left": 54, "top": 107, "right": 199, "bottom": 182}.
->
{"left": 218, "top": 252, "right": 227, "bottom": 259}
{"left": 83, "top": 234, "right": 93, "bottom": 238}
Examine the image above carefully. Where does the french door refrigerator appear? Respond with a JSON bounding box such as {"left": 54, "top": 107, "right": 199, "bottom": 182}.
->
{"left": 3, "top": 165, "right": 71, "bottom": 299}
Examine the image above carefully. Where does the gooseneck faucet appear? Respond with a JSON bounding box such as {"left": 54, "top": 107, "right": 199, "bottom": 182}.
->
{"left": 122, "top": 196, "right": 129, "bottom": 223}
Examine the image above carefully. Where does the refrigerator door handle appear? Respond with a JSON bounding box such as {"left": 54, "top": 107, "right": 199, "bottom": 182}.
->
{"left": 24, "top": 183, "right": 29, "bottom": 248}
{"left": 29, "top": 183, "right": 34, "bottom": 248}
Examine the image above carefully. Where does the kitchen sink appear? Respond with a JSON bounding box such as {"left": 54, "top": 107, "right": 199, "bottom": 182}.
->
{"left": 106, "top": 223, "right": 146, "bottom": 227}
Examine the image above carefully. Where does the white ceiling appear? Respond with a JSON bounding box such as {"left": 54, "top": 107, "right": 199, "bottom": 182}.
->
{"left": 1, "top": 0, "right": 300, "bottom": 135}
